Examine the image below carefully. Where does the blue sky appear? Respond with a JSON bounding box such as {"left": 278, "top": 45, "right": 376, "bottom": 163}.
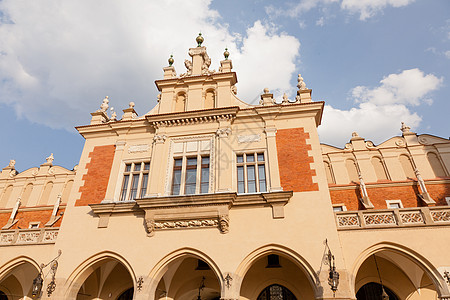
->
{"left": 0, "top": 0, "right": 449, "bottom": 172}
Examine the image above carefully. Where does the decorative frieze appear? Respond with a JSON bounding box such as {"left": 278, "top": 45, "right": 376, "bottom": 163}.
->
{"left": 0, "top": 228, "right": 59, "bottom": 246}
{"left": 336, "top": 206, "right": 450, "bottom": 230}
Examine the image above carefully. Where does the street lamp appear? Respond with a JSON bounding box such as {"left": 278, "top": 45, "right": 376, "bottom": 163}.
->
{"left": 325, "top": 239, "right": 339, "bottom": 295}
{"left": 31, "top": 250, "right": 62, "bottom": 298}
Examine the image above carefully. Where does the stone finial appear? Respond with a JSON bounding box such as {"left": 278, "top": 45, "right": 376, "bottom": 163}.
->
{"left": 297, "top": 74, "right": 307, "bottom": 90}
{"left": 46, "top": 153, "right": 54, "bottom": 164}
{"left": 260, "top": 88, "right": 274, "bottom": 106}
{"left": 129, "top": 102, "right": 135, "bottom": 109}
{"left": 168, "top": 55, "right": 174, "bottom": 66}
{"left": 282, "top": 93, "right": 289, "bottom": 104}
{"left": 100, "top": 96, "right": 109, "bottom": 112}
{"left": 110, "top": 107, "right": 117, "bottom": 121}
{"left": 352, "top": 132, "right": 359, "bottom": 138}
{"left": 8, "top": 160, "right": 15, "bottom": 168}
{"left": 263, "top": 88, "right": 270, "bottom": 94}
{"left": 400, "top": 122, "right": 411, "bottom": 134}
{"left": 196, "top": 33, "right": 204, "bottom": 47}
{"left": 224, "top": 48, "right": 229, "bottom": 60}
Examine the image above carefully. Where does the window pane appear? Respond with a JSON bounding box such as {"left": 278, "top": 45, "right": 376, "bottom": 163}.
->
{"left": 125, "top": 164, "right": 132, "bottom": 172}
{"left": 140, "top": 174, "right": 148, "bottom": 198}
{"left": 144, "top": 162, "right": 150, "bottom": 170}
{"left": 172, "top": 169, "right": 181, "bottom": 195}
{"left": 174, "top": 159, "right": 182, "bottom": 167}
{"left": 257, "top": 153, "right": 265, "bottom": 161}
{"left": 333, "top": 206, "right": 343, "bottom": 212}
{"left": 247, "top": 165, "right": 256, "bottom": 193}
{"left": 246, "top": 154, "right": 255, "bottom": 162}
{"left": 129, "top": 174, "right": 139, "bottom": 200}
{"left": 185, "top": 168, "right": 197, "bottom": 195}
{"left": 237, "top": 166, "right": 245, "bottom": 193}
{"left": 258, "top": 165, "right": 266, "bottom": 192}
{"left": 120, "top": 175, "right": 129, "bottom": 201}
{"left": 134, "top": 163, "right": 141, "bottom": 172}
{"left": 201, "top": 157, "right": 209, "bottom": 194}
{"left": 187, "top": 157, "right": 197, "bottom": 166}
{"left": 237, "top": 155, "right": 244, "bottom": 163}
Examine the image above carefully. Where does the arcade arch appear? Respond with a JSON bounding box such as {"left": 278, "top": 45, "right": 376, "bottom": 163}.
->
{"left": 236, "top": 245, "right": 318, "bottom": 300}
{"left": 149, "top": 248, "right": 222, "bottom": 300}
{"left": 0, "top": 257, "right": 40, "bottom": 300}
{"left": 65, "top": 252, "right": 135, "bottom": 300}
{"left": 352, "top": 243, "right": 449, "bottom": 300}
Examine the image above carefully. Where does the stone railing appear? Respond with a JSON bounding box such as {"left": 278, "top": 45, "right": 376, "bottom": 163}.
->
{"left": 336, "top": 206, "right": 450, "bottom": 230}
{"left": 0, "top": 228, "right": 59, "bottom": 246}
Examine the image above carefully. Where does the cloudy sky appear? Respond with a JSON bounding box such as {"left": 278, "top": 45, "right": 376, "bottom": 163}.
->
{"left": 0, "top": 0, "right": 449, "bottom": 171}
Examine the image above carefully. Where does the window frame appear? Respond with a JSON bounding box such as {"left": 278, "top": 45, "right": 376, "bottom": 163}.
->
{"left": 171, "top": 154, "right": 210, "bottom": 195}
{"left": 332, "top": 204, "right": 347, "bottom": 212}
{"left": 119, "top": 161, "right": 150, "bottom": 201}
{"left": 386, "top": 199, "right": 403, "bottom": 209}
{"left": 236, "top": 151, "right": 268, "bottom": 194}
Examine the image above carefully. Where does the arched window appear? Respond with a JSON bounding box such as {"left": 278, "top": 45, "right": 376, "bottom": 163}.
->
{"left": 21, "top": 183, "right": 33, "bottom": 207}
{"left": 399, "top": 155, "right": 415, "bottom": 179}
{"left": 371, "top": 157, "right": 388, "bottom": 181}
{"left": 175, "top": 92, "right": 186, "bottom": 112}
{"left": 345, "top": 159, "right": 359, "bottom": 183}
{"left": 61, "top": 180, "right": 74, "bottom": 203}
{"left": 0, "top": 290, "right": 7, "bottom": 300}
{"left": 427, "top": 152, "right": 447, "bottom": 178}
{"left": 39, "top": 182, "right": 53, "bottom": 206}
{"left": 205, "top": 90, "right": 215, "bottom": 109}
{"left": 356, "top": 282, "right": 399, "bottom": 300}
{"left": 0, "top": 185, "right": 13, "bottom": 208}
{"left": 324, "top": 161, "right": 335, "bottom": 184}
{"left": 257, "top": 284, "right": 297, "bottom": 300}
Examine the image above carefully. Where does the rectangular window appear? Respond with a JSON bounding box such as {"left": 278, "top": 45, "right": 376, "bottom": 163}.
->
{"left": 171, "top": 155, "right": 210, "bottom": 195}
{"left": 120, "top": 162, "right": 150, "bottom": 201}
{"left": 386, "top": 200, "right": 403, "bottom": 209}
{"left": 332, "top": 204, "right": 347, "bottom": 212}
{"left": 236, "top": 152, "right": 267, "bottom": 194}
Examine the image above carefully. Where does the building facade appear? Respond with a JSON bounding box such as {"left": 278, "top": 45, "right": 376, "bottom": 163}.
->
{"left": 1, "top": 36, "right": 450, "bottom": 300}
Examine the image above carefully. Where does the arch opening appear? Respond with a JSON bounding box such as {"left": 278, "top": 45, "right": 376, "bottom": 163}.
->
{"left": 153, "top": 256, "right": 221, "bottom": 300}
{"left": 354, "top": 249, "right": 441, "bottom": 300}
{"left": 0, "top": 260, "right": 40, "bottom": 299}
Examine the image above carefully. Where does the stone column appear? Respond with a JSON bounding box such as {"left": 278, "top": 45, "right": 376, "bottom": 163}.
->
{"left": 146, "top": 126, "right": 168, "bottom": 196}
{"left": 264, "top": 127, "right": 282, "bottom": 192}
{"left": 216, "top": 119, "right": 232, "bottom": 192}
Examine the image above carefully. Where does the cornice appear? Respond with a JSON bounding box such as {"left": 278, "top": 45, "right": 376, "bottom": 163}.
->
{"left": 0, "top": 205, "right": 67, "bottom": 214}
{"left": 155, "top": 72, "right": 237, "bottom": 91}
{"left": 329, "top": 178, "right": 450, "bottom": 191}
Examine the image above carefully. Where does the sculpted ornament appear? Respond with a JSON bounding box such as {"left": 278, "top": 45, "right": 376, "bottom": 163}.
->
{"left": 365, "top": 141, "right": 376, "bottom": 149}
{"left": 99, "top": 96, "right": 109, "bottom": 112}
{"left": 395, "top": 139, "right": 406, "bottom": 147}
{"left": 219, "top": 215, "right": 229, "bottom": 234}
{"left": 400, "top": 122, "right": 411, "bottom": 134}
{"left": 145, "top": 219, "right": 155, "bottom": 237}
{"left": 8, "top": 159, "right": 15, "bottom": 168}
{"left": 418, "top": 136, "right": 431, "bottom": 145}
{"left": 231, "top": 85, "right": 237, "bottom": 95}
{"left": 46, "top": 153, "right": 54, "bottom": 164}
{"left": 297, "top": 74, "right": 307, "bottom": 90}
{"left": 216, "top": 128, "right": 231, "bottom": 138}
{"left": 183, "top": 59, "right": 192, "bottom": 76}
{"left": 153, "top": 134, "right": 167, "bottom": 144}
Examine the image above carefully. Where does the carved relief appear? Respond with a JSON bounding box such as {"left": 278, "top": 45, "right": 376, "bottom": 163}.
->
{"left": 153, "top": 135, "right": 167, "bottom": 144}
{"left": 395, "top": 138, "right": 406, "bottom": 147}
{"left": 128, "top": 144, "right": 150, "bottom": 153}
{"left": 216, "top": 128, "right": 231, "bottom": 138}
{"left": 154, "top": 219, "right": 218, "bottom": 230}
{"left": 418, "top": 136, "right": 431, "bottom": 145}
{"left": 237, "top": 134, "right": 261, "bottom": 144}
{"left": 145, "top": 219, "right": 155, "bottom": 237}
{"left": 219, "top": 215, "right": 229, "bottom": 234}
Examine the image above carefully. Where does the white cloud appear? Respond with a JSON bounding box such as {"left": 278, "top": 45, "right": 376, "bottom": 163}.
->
{"left": 0, "top": 0, "right": 300, "bottom": 129}
{"left": 318, "top": 68, "right": 442, "bottom": 146}
{"left": 316, "top": 17, "right": 325, "bottom": 26}
{"left": 341, "top": 0, "right": 415, "bottom": 20}
{"left": 267, "top": 0, "right": 414, "bottom": 22}
{"left": 445, "top": 50, "right": 450, "bottom": 59}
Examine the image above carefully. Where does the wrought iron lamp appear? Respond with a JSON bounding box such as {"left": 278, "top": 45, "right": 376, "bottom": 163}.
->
{"left": 31, "top": 250, "right": 62, "bottom": 298}
{"left": 325, "top": 239, "right": 339, "bottom": 295}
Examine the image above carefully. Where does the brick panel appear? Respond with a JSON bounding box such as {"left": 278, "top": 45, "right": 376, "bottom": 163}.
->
{"left": 330, "top": 183, "right": 450, "bottom": 210}
{"left": 0, "top": 208, "right": 65, "bottom": 229}
{"left": 76, "top": 145, "right": 116, "bottom": 206}
{"left": 276, "top": 128, "right": 318, "bottom": 192}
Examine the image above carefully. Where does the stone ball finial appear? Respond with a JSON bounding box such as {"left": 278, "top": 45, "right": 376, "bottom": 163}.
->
{"left": 263, "top": 88, "right": 270, "bottom": 94}
{"left": 352, "top": 132, "right": 359, "bottom": 137}
{"left": 196, "top": 33, "right": 204, "bottom": 47}
{"left": 129, "top": 102, "right": 135, "bottom": 109}
{"left": 224, "top": 48, "right": 229, "bottom": 60}
{"left": 168, "top": 55, "right": 174, "bottom": 66}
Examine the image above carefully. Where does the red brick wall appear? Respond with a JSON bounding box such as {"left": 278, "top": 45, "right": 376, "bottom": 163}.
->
{"left": 330, "top": 183, "right": 450, "bottom": 210}
{"left": 76, "top": 145, "right": 115, "bottom": 206}
{"left": 0, "top": 208, "right": 65, "bottom": 229}
{"left": 276, "top": 128, "right": 318, "bottom": 192}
